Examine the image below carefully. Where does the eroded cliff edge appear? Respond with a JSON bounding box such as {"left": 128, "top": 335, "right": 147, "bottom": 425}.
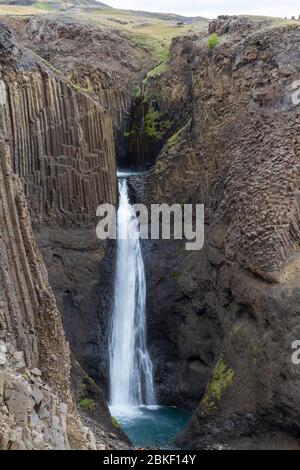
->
{"left": 130, "top": 16, "right": 300, "bottom": 448}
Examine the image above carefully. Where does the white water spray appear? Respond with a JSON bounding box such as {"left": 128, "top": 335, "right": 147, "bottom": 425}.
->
{"left": 109, "top": 178, "right": 155, "bottom": 414}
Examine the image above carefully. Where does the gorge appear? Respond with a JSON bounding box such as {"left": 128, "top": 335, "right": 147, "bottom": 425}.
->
{"left": 0, "top": 1, "right": 300, "bottom": 451}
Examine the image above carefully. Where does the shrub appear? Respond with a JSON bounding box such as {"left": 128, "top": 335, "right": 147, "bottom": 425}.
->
{"left": 144, "top": 109, "right": 172, "bottom": 140}
{"left": 207, "top": 33, "right": 219, "bottom": 49}
{"left": 78, "top": 398, "right": 96, "bottom": 412}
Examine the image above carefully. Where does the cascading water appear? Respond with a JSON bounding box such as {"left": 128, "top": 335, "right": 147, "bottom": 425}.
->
{"left": 109, "top": 177, "right": 155, "bottom": 414}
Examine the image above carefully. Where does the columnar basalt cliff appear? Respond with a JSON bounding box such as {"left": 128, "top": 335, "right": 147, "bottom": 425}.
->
{"left": 130, "top": 16, "right": 300, "bottom": 448}
{"left": 0, "top": 42, "right": 116, "bottom": 225}
{"left": 0, "top": 22, "right": 129, "bottom": 449}
{"left": 2, "top": 7, "right": 300, "bottom": 450}
{"left": 2, "top": 13, "right": 164, "bottom": 392}
{"left": 4, "top": 14, "right": 155, "bottom": 165}
{"left": 0, "top": 137, "right": 98, "bottom": 449}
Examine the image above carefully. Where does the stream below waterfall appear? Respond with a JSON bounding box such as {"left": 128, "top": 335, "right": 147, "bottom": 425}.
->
{"left": 108, "top": 173, "right": 189, "bottom": 448}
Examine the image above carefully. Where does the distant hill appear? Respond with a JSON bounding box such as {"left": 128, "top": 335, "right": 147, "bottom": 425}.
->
{"left": 0, "top": 0, "right": 111, "bottom": 8}
{"left": 123, "top": 9, "right": 207, "bottom": 23}
{"left": 0, "top": 1, "right": 207, "bottom": 22}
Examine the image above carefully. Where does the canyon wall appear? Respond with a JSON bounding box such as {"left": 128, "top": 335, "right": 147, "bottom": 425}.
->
{"left": 2, "top": 15, "right": 157, "bottom": 389}
{"left": 5, "top": 14, "right": 155, "bottom": 166}
{"left": 0, "top": 22, "right": 128, "bottom": 449}
{"left": 131, "top": 17, "right": 300, "bottom": 448}
{"left": 0, "top": 17, "right": 119, "bottom": 391}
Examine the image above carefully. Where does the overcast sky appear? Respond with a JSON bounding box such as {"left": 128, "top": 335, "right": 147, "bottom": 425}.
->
{"left": 104, "top": 0, "right": 299, "bottom": 19}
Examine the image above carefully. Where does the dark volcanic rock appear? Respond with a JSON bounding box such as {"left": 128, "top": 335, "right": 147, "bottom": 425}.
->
{"left": 4, "top": 14, "right": 155, "bottom": 165}
{"left": 0, "top": 22, "right": 125, "bottom": 448}
{"left": 132, "top": 17, "right": 300, "bottom": 448}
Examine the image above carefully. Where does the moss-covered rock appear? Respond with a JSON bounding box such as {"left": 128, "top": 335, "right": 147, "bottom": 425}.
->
{"left": 78, "top": 398, "right": 96, "bottom": 412}
{"left": 111, "top": 416, "right": 121, "bottom": 431}
{"left": 201, "top": 356, "right": 234, "bottom": 414}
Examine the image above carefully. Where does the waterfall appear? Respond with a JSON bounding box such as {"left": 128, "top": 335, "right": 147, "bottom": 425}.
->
{"left": 109, "top": 178, "right": 155, "bottom": 413}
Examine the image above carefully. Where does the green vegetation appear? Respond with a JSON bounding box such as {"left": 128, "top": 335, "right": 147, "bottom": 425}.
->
{"left": 201, "top": 356, "right": 234, "bottom": 413}
{"left": 207, "top": 33, "right": 219, "bottom": 49}
{"left": 39, "top": 57, "right": 62, "bottom": 76}
{"left": 78, "top": 398, "right": 96, "bottom": 412}
{"left": 146, "top": 60, "right": 168, "bottom": 79}
{"left": 144, "top": 109, "right": 161, "bottom": 138}
{"left": 111, "top": 416, "right": 121, "bottom": 430}
{"left": 33, "top": 2, "right": 54, "bottom": 11}
{"left": 132, "top": 84, "right": 142, "bottom": 99}
{"left": 144, "top": 109, "right": 172, "bottom": 140}
{"left": 126, "top": 32, "right": 170, "bottom": 64}
{"left": 71, "top": 83, "right": 94, "bottom": 94}
{"left": 166, "top": 125, "right": 187, "bottom": 148}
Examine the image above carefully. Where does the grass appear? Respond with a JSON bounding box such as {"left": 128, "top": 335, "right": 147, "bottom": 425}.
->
{"left": 146, "top": 60, "right": 168, "bottom": 79}
{"left": 201, "top": 356, "right": 234, "bottom": 414}
{"left": 33, "top": 2, "right": 54, "bottom": 11}
{"left": 111, "top": 416, "right": 121, "bottom": 430}
{"left": 144, "top": 109, "right": 172, "bottom": 140}
{"left": 166, "top": 125, "right": 187, "bottom": 148}
{"left": 78, "top": 9, "right": 208, "bottom": 63}
{"left": 0, "top": 5, "right": 45, "bottom": 15}
{"left": 78, "top": 398, "right": 96, "bottom": 412}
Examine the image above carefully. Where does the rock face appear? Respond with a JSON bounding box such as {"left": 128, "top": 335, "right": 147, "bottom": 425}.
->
{"left": 131, "top": 17, "right": 300, "bottom": 448}
{"left": 0, "top": 341, "right": 96, "bottom": 450}
{"left": 1, "top": 15, "right": 157, "bottom": 389}
{"left": 0, "top": 18, "right": 119, "bottom": 393}
{"left": 5, "top": 14, "right": 155, "bottom": 165}
{"left": 0, "top": 39, "right": 116, "bottom": 226}
{"left": 0, "top": 138, "right": 94, "bottom": 449}
{"left": 2, "top": 10, "right": 300, "bottom": 450}
{"left": 0, "top": 22, "right": 125, "bottom": 449}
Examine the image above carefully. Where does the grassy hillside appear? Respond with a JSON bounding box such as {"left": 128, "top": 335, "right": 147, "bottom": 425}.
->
{"left": 0, "top": 0, "right": 110, "bottom": 14}
{"left": 0, "top": 1, "right": 209, "bottom": 63}
{"left": 77, "top": 8, "right": 208, "bottom": 63}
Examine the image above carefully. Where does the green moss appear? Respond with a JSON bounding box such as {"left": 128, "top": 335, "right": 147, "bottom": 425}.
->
{"left": 33, "top": 1, "right": 54, "bottom": 11}
{"left": 71, "top": 83, "right": 94, "bottom": 95}
{"left": 132, "top": 84, "right": 142, "bottom": 98}
{"left": 111, "top": 416, "right": 121, "bottom": 430}
{"left": 146, "top": 60, "right": 168, "bottom": 79}
{"left": 78, "top": 398, "right": 96, "bottom": 412}
{"left": 202, "top": 356, "right": 234, "bottom": 413}
{"left": 207, "top": 33, "right": 219, "bottom": 49}
{"left": 166, "top": 125, "right": 186, "bottom": 148}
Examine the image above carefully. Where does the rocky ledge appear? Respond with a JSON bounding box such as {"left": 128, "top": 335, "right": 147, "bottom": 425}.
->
{"left": 0, "top": 340, "right": 96, "bottom": 450}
